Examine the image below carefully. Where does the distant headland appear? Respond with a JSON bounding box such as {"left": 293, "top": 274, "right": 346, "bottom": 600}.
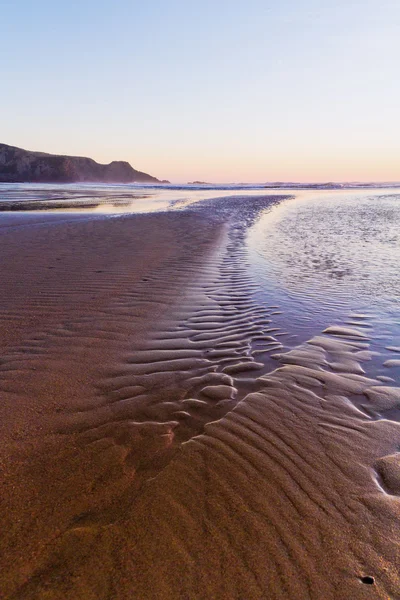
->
{"left": 0, "top": 143, "right": 165, "bottom": 184}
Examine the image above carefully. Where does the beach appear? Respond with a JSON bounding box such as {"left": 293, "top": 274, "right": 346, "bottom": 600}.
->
{"left": 0, "top": 190, "right": 399, "bottom": 599}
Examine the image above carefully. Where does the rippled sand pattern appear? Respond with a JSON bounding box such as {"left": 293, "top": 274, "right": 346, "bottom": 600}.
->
{"left": 0, "top": 195, "right": 399, "bottom": 599}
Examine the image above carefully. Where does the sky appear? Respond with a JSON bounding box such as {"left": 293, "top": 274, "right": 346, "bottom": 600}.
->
{"left": 1, "top": 0, "right": 399, "bottom": 183}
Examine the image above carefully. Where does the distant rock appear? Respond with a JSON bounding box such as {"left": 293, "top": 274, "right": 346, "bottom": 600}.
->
{"left": 188, "top": 181, "right": 211, "bottom": 185}
{"left": 0, "top": 143, "right": 161, "bottom": 184}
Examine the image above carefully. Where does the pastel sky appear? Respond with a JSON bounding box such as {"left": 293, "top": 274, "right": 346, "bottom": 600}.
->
{"left": 1, "top": 0, "right": 399, "bottom": 183}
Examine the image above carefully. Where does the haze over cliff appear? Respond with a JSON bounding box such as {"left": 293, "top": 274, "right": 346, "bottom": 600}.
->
{"left": 0, "top": 143, "right": 161, "bottom": 184}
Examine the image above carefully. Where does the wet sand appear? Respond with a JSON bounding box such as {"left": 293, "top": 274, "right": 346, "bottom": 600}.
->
{"left": 0, "top": 199, "right": 399, "bottom": 599}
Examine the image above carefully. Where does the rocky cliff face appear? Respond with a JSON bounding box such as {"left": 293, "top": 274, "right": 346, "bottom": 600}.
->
{"left": 0, "top": 143, "right": 161, "bottom": 183}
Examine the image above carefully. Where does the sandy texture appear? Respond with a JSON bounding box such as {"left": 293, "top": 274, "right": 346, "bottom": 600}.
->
{"left": 0, "top": 210, "right": 227, "bottom": 596}
{"left": 0, "top": 202, "right": 399, "bottom": 599}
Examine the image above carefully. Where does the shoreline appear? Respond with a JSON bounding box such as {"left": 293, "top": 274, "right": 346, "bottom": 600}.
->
{"left": 0, "top": 200, "right": 399, "bottom": 598}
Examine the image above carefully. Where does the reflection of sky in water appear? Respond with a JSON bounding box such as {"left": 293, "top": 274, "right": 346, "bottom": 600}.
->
{"left": 0, "top": 183, "right": 291, "bottom": 213}
{"left": 250, "top": 191, "right": 400, "bottom": 304}
{"left": 247, "top": 190, "right": 400, "bottom": 382}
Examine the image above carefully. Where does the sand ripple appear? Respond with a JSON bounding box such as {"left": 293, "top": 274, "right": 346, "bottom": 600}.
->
{"left": 0, "top": 197, "right": 399, "bottom": 598}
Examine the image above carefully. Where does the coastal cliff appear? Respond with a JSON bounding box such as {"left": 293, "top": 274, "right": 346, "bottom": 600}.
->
{"left": 0, "top": 143, "right": 161, "bottom": 184}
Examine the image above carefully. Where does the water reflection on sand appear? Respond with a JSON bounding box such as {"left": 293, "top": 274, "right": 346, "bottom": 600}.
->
{"left": 0, "top": 182, "right": 398, "bottom": 384}
{"left": 0, "top": 182, "right": 290, "bottom": 213}
{"left": 247, "top": 189, "right": 400, "bottom": 383}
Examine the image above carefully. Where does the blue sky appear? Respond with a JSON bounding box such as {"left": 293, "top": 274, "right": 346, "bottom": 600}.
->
{"left": 1, "top": 0, "right": 399, "bottom": 182}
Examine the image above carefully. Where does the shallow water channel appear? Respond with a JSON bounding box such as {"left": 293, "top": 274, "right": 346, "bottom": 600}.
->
{"left": 246, "top": 190, "right": 400, "bottom": 386}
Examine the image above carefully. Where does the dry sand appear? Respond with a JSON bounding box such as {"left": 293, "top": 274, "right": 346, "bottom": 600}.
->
{"left": 0, "top": 202, "right": 399, "bottom": 599}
